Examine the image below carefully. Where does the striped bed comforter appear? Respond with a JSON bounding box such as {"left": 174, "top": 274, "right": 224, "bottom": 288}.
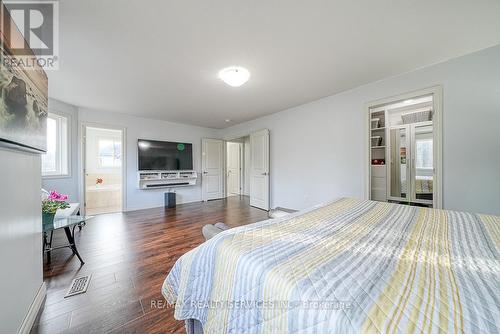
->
{"left": 162, "top": 198, "right": 500, "bottom": 333}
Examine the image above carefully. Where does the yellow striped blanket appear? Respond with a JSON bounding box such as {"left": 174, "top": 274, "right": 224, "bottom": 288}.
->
{"left": 162, "top": 198, "right": 500, "bottom": 333}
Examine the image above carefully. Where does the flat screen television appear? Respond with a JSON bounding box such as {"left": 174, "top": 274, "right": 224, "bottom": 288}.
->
{"left": 138, "top": 139, "right": 193, "bottom": 171}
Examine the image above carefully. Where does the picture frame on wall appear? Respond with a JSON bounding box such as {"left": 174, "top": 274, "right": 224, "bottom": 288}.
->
{"left": 0, "top": 3, "right": 48, "bottom": 153}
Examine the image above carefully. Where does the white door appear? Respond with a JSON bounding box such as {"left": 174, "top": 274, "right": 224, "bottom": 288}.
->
{"left": 250, "top": 129, "right": 270, "bottom": 210}
{"left": 227, "top": 142, "right": 241, "bottom": 196}
{"left": 202, "top": 138, "right": 224, "bottom": 201}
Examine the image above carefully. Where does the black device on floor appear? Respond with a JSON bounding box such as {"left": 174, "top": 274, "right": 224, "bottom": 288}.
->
{"left": 165, "top": 192, "right": 176, "bottom": 208}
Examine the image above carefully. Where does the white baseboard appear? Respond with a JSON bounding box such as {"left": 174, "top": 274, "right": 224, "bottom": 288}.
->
{"left": 18, "top": 282, "right": 46, "bottom": 334}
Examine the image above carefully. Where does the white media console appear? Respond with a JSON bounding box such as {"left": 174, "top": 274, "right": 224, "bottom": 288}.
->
{"left": 138, "top": 170, "right": 197, "bottom": 189}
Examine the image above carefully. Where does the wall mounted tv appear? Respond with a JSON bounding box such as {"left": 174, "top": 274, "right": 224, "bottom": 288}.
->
{"left": 138, "top": 139, "right": 193, "bottom": 171}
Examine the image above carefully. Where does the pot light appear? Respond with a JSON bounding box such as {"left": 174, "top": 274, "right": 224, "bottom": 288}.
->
{"left": 218, "top": 66, "right": 250, "bottom": 87}
{"left": 225, "top": 119, "right": 231, "bottom": 123}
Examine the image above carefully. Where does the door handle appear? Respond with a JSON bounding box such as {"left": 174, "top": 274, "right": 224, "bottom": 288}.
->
{"left": 261, "top": 172, "right": 268, "bottom": 176}
{"left": 203, "top": 171, "right": 208, "bottom": 174}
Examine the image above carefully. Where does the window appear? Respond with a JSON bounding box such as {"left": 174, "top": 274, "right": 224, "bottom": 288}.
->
{"left": 98, "top": 138, "right": 121, "bottom": 168}
{"left": 42, "top": 113, "right": 69, "bottom": 177}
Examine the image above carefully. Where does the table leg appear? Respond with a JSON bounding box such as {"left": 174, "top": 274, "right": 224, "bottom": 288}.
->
{"left": 64, "top": 226, "right": 84, "bottom": 265}
{"left": 43, "top": 232, "right": 52, "bottom": 263}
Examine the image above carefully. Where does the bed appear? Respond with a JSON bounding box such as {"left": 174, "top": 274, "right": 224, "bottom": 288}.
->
{"left": 162, "top": 198, "right": 500, "bottom": 333}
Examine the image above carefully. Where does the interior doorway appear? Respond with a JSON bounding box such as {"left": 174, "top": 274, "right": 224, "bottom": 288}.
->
{"left": 226, "top": 138, "right": 248, "bottom": 197}
{"left": 201, "top": 129, "right": 269, "bottom": 211}
{"left": 83, "top": 125, "right": 125, "bottom": 215}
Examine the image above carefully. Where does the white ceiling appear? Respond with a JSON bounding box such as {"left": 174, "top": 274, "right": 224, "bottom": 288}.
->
{"left": 49, "top": 0, "right": 500, "bottom": 128}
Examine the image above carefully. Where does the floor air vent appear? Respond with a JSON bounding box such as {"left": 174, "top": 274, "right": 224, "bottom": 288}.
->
{"left": 65, "top": 275, "right": 91, "bottom": 298}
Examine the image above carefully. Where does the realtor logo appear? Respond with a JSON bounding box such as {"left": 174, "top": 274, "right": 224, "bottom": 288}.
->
{"left": 2, "top": 0, "right": 59, "bottom": 69}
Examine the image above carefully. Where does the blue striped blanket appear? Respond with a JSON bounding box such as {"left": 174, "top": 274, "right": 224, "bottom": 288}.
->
{"left": 162, "top": 198, "right": 500, "bottom": 333}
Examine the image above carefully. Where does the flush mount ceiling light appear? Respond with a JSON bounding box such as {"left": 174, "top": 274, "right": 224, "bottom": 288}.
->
{"left": 218, "top": 66, "right": 250, "bottom": 87}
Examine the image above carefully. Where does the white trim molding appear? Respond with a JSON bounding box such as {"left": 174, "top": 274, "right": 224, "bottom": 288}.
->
{"left": 79, "top": 122, "right": 128, "bottom": 214}
{"left": 18, "top": 282, "right": 46, "bottom": 334}
{"left": 42, "top": 110, "right": 72, "bottom": 179}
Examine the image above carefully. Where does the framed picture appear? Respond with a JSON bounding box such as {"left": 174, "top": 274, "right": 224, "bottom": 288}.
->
{"left": 0, "top": 4, "right": 48, "bottom": 153}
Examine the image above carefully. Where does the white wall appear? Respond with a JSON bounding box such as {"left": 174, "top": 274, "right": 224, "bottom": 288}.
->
{"left": 78, "top": 108, "right": 218, "bottom": 211}
{"left": 42, "top": 98, "right": 80, "bottom": 202}
{"left": 0, "top": 148, "right": 43, "bottom": 333}
{"left": 221, "top": 45, "right": 500, "bottom": 215}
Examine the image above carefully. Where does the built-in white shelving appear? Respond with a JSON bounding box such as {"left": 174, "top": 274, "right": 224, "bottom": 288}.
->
{"left": 369, "top": 109, "right": 388, "bottom": 202}
{"left": 137, "top": 170, "right": 197, "bottom": 189}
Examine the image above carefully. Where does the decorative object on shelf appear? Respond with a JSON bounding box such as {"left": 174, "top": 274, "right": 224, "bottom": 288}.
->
{"left": 401, "top": 109, "right": 432, "bottom": 124}
{"left": 400, "top": 147, "right": 407, "bottom": 164}
{"left": 371, "top": 136, "right": 383, "bottom": 147}
{"left": 96, "top": 177, "right": 103, "bottom": 186}
{"left": 371, "top": 159, "right": 385, "bottom": 165}
{"left": 42, "top": 190, "right": 70, "bottom": 225}
{"left": 370, "top": 118, "right": 380, "bottom": 129}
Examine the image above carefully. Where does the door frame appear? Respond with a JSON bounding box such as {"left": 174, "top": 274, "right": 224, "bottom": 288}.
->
{"left": 222, "top": 134, "right": 247, "bottom": 199}
{"left": 222, "top": 130, "right": 270, "bottom": 207}
{"left": 364, "top": 86, "right": 443, "bottom": 208}
{"left": 79, "top": 122, "right": 127, "bottom": 215}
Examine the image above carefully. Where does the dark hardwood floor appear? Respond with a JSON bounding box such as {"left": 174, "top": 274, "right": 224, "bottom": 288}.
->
{"left": 31, "top": 196, "right": 268, "bottom": 334}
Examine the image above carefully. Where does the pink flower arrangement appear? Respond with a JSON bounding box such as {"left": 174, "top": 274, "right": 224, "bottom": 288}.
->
{"left": 42, "top": 190, "right": 70, "bottom": 214}
{"left": 48, "top": 190, "right": 69, "bottom": 201}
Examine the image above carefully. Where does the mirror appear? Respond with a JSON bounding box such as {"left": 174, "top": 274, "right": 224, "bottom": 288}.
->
{"left": 413, "top": 124, "right": 433, "bottom": 202}
{"left": 390, "top": 127, "right": 408, "bottom": 199}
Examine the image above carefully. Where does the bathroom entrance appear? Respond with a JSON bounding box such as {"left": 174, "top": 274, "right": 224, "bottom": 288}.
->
{"left": 83, "top": 125, "right": 124, "bottom": 215}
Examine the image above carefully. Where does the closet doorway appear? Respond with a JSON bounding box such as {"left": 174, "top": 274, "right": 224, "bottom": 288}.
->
{"left": 366, "top": 87, "right": 442, "bottom": 208}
